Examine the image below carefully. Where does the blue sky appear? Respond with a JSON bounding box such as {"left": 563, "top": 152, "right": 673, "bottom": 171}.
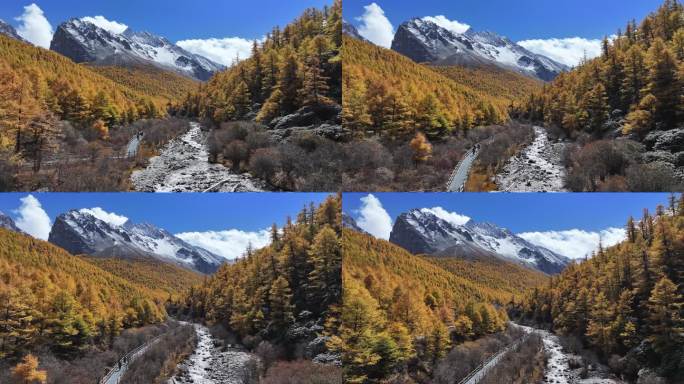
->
{"left": 344, "top": 193, "right": 672, "bottom": 259}
{"left": 1, "top": 1, "right": 331, "bottom": 41}
{"left": 1, "top": 1, "right": 331, "bottom": 65}
{"left": 0, "top": 193, "right": 331, "bottom": 259}
{"left": 345, "top": 0, "right": 664, "bottom": 66}
{"left": 0, "top": 192, "right": 329, "bottom": 233}
{"left": 344, "top": 0, "right": 662, "bottom": 42}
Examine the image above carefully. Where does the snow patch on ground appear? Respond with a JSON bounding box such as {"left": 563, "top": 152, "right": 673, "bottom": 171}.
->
{"left": 169, "top": 324, "right": 258, "bottom": 384}
{"left": 131, "top": 123, "right": 267, "bottom": 192}
{"left": 496, "top": 126, "right": 568, "bottom": 192}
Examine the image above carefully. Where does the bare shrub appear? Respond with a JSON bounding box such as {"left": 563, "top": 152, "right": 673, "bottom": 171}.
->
{"left": 261, "top": 360, "right": 343, "bottom": 384}
{"left": 121, "top": 323, "right": 196, "bottom": 384}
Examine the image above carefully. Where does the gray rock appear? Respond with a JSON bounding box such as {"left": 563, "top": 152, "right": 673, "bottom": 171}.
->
{"left": 643, "top": 128, "right": 684, "bottom": 152}
{"left": 642, "top": 151, "right": 676, "bottom": 164}
{"left": 637, "top": 368, "right": 667, "bottom": 384}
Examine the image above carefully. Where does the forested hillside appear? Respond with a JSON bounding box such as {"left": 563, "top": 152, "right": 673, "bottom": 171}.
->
{"left": 514, "top": 197, "right": 684, "bottom": 381}
{"left": 343, "top": 36, "right": 542, "bottom": 140}
{"left": 0, "top": 35, "right": 167, "bottom": 152}
{"left": 516, "top": 0, "right": 683, "bottom": 138}
{"left": 335, "top": 230, "right": 547, "bottom": 382}
{"left": 89, "top": 65, "right": 200, "bottom": 106}
{"left": 177, "top": 1, "right": 342, "bottom": 126}
{"left": 171, "top": 196, "right": 341, "bottom": 359}
{"left": 84, "top": 256, "right": 205, "bottom": 298}
{"left": 0, "top": 228, "right": 166, "bottom": 361}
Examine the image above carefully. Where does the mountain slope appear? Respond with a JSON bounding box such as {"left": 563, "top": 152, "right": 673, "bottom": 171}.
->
{"left": 389, "top": 208, "right": 570, "bottom": 273}
{"left": 179, "top": 1, "right": 342, "bottom": 127}
{"left": 0, "top": 228, "right": 166, "bottom": 359}
{"left": 50, "top": 19, "right": 223, "bottom": 81}
{"left": 391, "top": 18, "right": 568, "bottom": 81}
{"left": 343, "top": 36, "right": 542, "bottom": 138}
{"left": 171, "top": 196, "right": 342, "bottom": 365}
{"left": 0, "top": 34, "right": 169, "bottom": 149}
{"left": 516, "top": 1, "right": 683, "bottom": 139}
{"left": 48, "top": 210, "right": 223, "bottom": 273}
{"left": 84, "top": 255, "right": 204, "bottom": 297}
{"left": 339, "top": 229, "right": 545, "bottom": 382}
{"left": 87, "top": 64, "right": 199, "bottom": 104}
{"left": 516, "top": 203, "right": 684, "bottom": 381}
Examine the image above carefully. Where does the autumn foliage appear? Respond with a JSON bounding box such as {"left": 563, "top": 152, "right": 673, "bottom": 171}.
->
{"left": 177, "top": 1, "right": 341, "bottom": 125}
{"left": 515, "top": 0, "right": 684, "bottom": 138}
{"left": 514, "top": 197, "right": 684, "bottom": 380}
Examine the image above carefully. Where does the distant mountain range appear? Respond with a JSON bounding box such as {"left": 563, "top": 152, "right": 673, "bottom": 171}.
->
{"left": 345, "top": 209, "right": 570, "bottom": 274}
{"left": 344, "top": 17, "right": 568, "bottom": 81}
{"left": 0, "top": 209, "right": 223, "bottom": 273}
{"left": 0, "top": 17, "right": 223, "bottom": 81}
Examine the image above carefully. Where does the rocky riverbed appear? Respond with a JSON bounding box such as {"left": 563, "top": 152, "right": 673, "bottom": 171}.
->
{"left": 496, "top": 126, "right": 568, "bottom": 192}
{"left": 169, "top": 324, "right": 259, "bottom": 384}
{"left": 131, "top": 123, "right": 267, "bottom": 192}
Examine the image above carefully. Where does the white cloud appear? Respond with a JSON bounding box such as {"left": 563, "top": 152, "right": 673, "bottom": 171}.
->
{"left": 518, "top": 227, "right": 626, "bottom": 260}
{"left": 15, "top": 3, "right": 53, "bottom": 48}
{"left": 355, "top": 2, "right": 394, "bottom": 48}
{"left": 176, "top": 228, "right": 271, "bottom": 260}
{"left": 421, "top": 207, "right": 470, "bottom": 226}
{"left": 355, "top": 194, "right": 393, "bottom": 240}
{"left": 13, "top": 195, "right": 51, "bottom": 240}
{"left": 80, "top": 16, "right": 128, "bottom": 34}
{"left": 421, "top": 15, "right": 470, "bottom": 35}
{"left": 177, "top": 37, "right": 255, "bottom": 66}
{"left": 518, "top": 37, "right": 607, "bottom": 67}
{"left": 79, "top": 208, "right": 129, "bottom": 226}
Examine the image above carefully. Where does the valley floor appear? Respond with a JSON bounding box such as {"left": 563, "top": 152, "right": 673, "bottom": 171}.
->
{"left": 131, "top": 123, "right": 266, "bottom": 192}
{"left": 169, "top": 323, "right": 258, "bottom": 384}
{"left": 495, "top": 126, "right": 567, "bottom": 192}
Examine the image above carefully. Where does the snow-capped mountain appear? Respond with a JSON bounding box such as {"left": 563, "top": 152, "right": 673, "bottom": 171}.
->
{"left": 391, "top": 18, "right": 568, "bottom": 81}
{"left": 0, "top": 20, "right": 27, "bottom": 43}
{"left": 389, "top": 208, "right": 570, "bottom": 273}
{"left": 343, "top": 20, "right": 366, "bottom": 41}
{"left": 0, "top": 212, "right": 23, "bottom": 234}
{"left": 50, "top": 18, "right": 224, "bottom": 81}
{"left": 342, "top": 212, "right": 366, "bottom": 233}
{"left": 48, "top": 210, "right": 224, "bottom": 273}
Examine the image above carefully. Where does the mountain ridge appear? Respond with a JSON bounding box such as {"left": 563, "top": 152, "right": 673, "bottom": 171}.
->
{"left": 388, "top": 208, "right": 570, "bottom": 273}
{"left": 50, "top": 18, "right": 224, "bottom": 81}
{"left": 48, "top": 209, "right": 224, "bottom": 273}
{"left": 391, "top": 18, "right": 568, "bottom": 81}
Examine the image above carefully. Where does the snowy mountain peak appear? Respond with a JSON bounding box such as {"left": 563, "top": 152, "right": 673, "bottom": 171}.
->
{"left": 390, "top": 208, "right": 570, "bottom": 274}
{"left": 0, "top": 20, "right": 27, "bottom": 43}
{"left": 49, "top": 210, "right": 223, "bottom": 273}
{"left": 342, "top": 20, "right": 366, "bottom": 41}
{"left": 50, "top": 18, "right": 224, "bottom": 81}
{"left": 391, "top": 18, "right": 568, "bottom": 81}
{"left": 0, "top": 211, "right": 23, "bottom": 234}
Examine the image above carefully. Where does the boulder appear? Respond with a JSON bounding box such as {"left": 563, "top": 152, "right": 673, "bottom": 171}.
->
{"left": 643, "top": 128, "right": 684, "bottom": 152}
